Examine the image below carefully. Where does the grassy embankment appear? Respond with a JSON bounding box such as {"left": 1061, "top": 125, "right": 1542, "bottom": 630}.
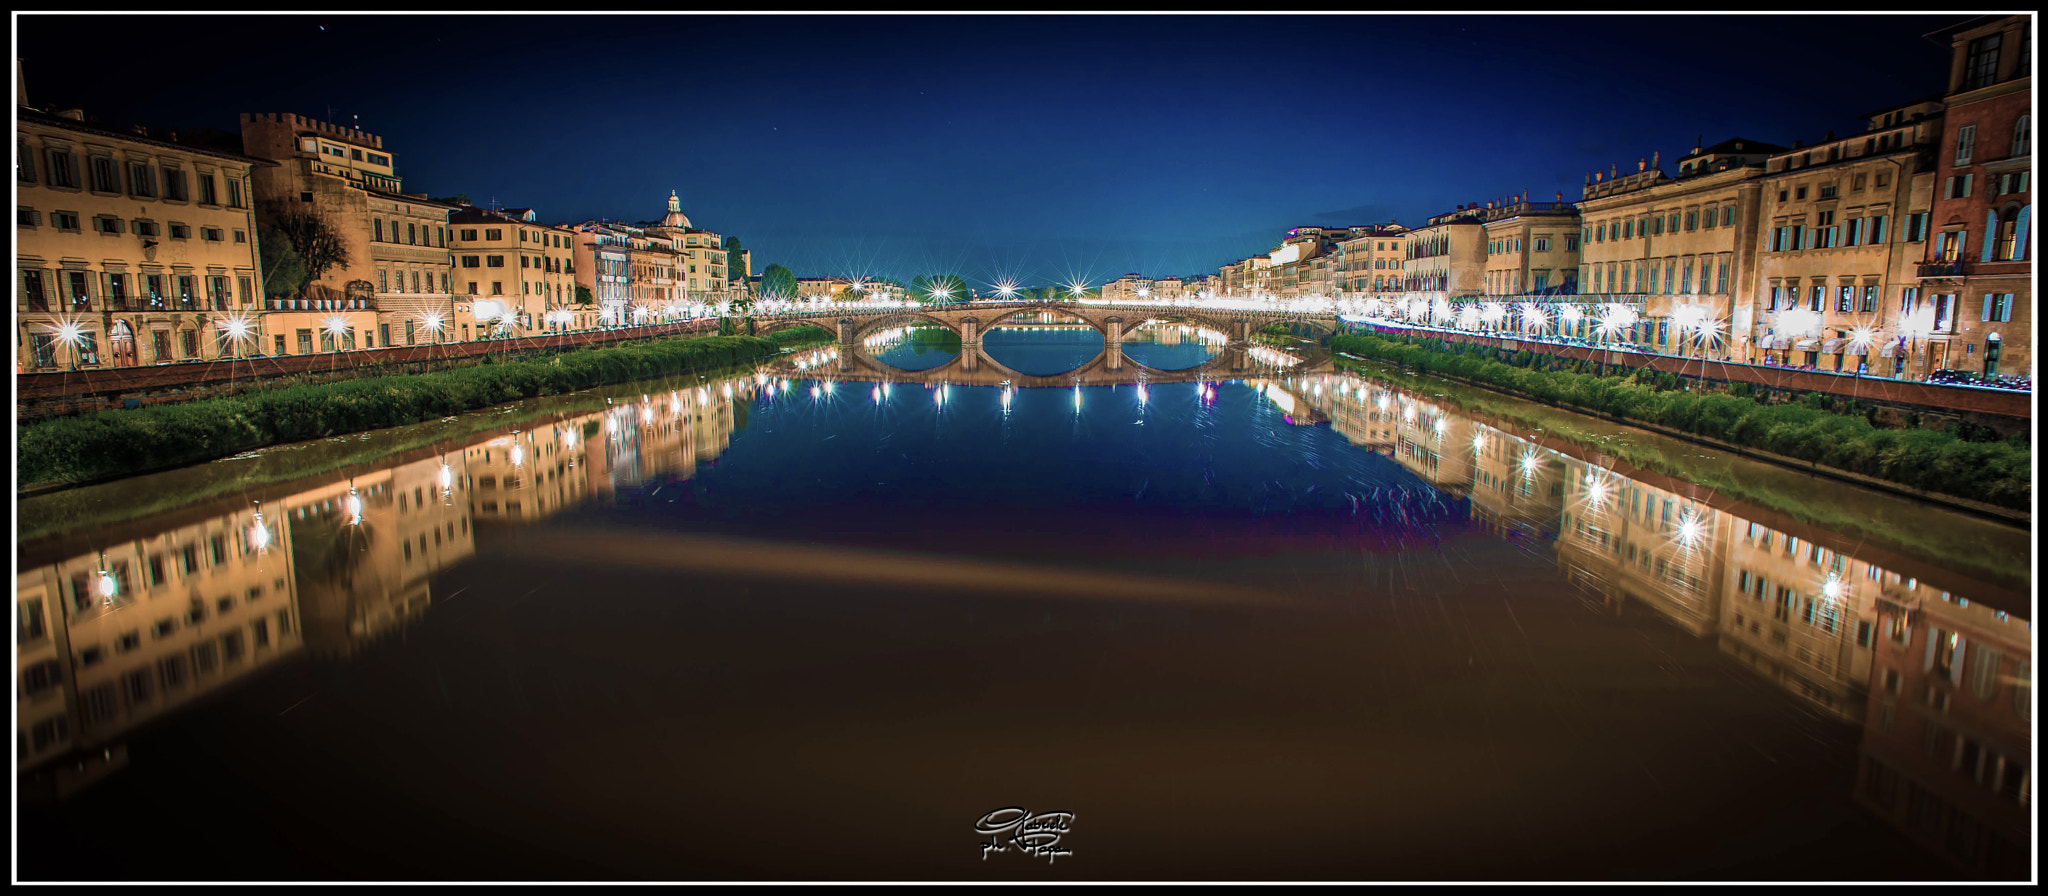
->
{"left": 1328, "top": 332, "right": 2030, "bottom": 513}
{"left": 18, "top": 326, "right": 834, "bottom": 493}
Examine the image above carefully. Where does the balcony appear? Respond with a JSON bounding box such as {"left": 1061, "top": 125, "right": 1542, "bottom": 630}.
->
{"left": 1917, "top": 259, "right": 1969, "bottom": 279}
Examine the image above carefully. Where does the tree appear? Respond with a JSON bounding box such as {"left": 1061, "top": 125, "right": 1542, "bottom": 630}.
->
{"left": 257, "top": 221, "right": 310, "bottom": 300}
{"left": 911, "top": 274, "right": 970, "bottom": 304}
{"left": 725, "top": 236, "right": 747, "bottom": 283}
{"left": 759, "top": 264, "right": 799, "bottom": 303}
{"left": 262, "top": 202, "right": 350, "bottom": 297}
{"left": 574, "top": 284, "right": 594, "bottom": 306}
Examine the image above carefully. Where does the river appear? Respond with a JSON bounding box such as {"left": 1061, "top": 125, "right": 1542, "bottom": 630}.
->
{"left": 13, "top": 322, "right": 2032, "bottom": 882}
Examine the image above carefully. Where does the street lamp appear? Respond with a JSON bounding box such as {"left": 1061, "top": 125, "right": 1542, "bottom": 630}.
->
{"left": 216, "top": 312, "right": 255, "bottom": 359}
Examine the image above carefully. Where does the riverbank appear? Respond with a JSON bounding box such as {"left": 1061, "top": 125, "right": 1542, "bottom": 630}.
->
{"left": 1328, "top": 333, "right": 2031, "bottom": 514}
{"left": 17, "top": 326, "right": 833, "bottom": 495}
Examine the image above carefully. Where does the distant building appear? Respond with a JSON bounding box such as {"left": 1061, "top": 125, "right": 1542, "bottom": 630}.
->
{"left": 447, "top": 206, "right": 578, "bottom": 338}
{"left": 1334, "top": 226, "right": 1411, "bottom": 295}
{"left": 1478, "top": 195, "right": 1581, "bottom": 297}
{"left": 1401, "top": 207, "right": 1487, "bottom": 297}
{"left": 239, "top": 112, "right": 459, "bottom": 355}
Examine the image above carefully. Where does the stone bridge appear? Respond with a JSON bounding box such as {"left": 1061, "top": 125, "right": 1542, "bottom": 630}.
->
{"left": 761, "top": 340, "right": 1337, "bottom": 389}
{"left": 747, "top": 300, "right": 1342, "bottom": 348}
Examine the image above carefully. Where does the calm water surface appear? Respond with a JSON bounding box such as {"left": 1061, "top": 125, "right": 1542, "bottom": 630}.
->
{"left": 14, "top": 329, "right": 2032, "bottom": 882}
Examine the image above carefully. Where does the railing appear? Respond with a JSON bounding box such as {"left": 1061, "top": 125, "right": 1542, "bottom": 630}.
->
{"left": 1917, "top": 260, "right": 1969, "bottom": 278}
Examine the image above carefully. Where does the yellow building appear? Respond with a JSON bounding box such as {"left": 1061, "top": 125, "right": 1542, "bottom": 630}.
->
{"left": 1334, "top": 228, "right": 1411, "bottom": 295}
{"left": 1479, "top": 196, "right": 1582, "bottom": 296}
{"left": 1402, "top": 208, "right": 1487, "bottom": 297}
{"left": 1749, "top": 101, "right": 1944, "bottom": 372}
{"left": 17, "top": 106, "right": 272, "bottom": 371}
{"left": 448, "top": 206, "right": 579, "bottom": 339}
{"left": 572, "top": 222, "right": 634, "bottom": 329}
{"left": 644, "top": 191, "right": 731, "bottom": 304}
{"left": 1573, "top": 139, "right": 1783, "bottom": 355}
{"left": 239, "top": 112, "right": 454, "bottom": 356}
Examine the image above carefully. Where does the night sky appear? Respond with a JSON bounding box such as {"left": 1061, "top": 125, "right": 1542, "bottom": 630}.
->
{"left": 16, "top": 13, "right": 1959, "bottom": 287}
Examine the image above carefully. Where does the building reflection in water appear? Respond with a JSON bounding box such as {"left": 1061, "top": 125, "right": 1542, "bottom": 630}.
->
{"left": 13, "top": 363, "right": 2031, "bottom": 877}
{"left": 15, "top": 369, "right": 760, "bottom": 796}
{"left": 1282, "top": 369, "right": 2031, "bottom": 880}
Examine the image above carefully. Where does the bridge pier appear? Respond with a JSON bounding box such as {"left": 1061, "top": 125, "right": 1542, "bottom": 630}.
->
{"left": 960, "top": 347, "right": 980, "bottom": 373}
{"left": 958, "top": 317, "right": 979, "bottom": 346}
{"left": 837, "top": 318, "right": 857, "bottom": 346}
{"left": 1231, "top": 319, "right": 1250, "bottom": 343}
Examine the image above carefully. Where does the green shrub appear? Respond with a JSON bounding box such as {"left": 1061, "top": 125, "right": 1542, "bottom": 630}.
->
{"left": 1329, "top": 332, "right": 2028, "bottom": 509}
{"left": 19, "top": 333, "right": 789, "bottom": 489}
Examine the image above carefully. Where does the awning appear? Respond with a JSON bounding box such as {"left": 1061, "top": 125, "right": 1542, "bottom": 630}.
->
{"left": 1794, "top": 338, "right": 1819, "bottom": 350}
{"left": 1877, "top": 341, "right": 1898, "bottom": 358}
{"left": 1821, "top": 337, "right": 1845, "bottom": 353}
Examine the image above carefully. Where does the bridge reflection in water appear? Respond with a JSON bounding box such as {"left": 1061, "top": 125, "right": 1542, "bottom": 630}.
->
{"left": 764, "top": 337, "right": 1334, "bottom": 390}
{"left": 12, "top": 358, "right": 2031, "bottom": 880}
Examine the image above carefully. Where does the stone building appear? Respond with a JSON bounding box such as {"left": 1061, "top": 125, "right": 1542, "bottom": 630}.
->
{"left": 17, "top": 106, "right": 272, "bottom": 371}
{"left": 1334, "top": 226, "right": 1411, "bottom": 295}
{"left": 1401, "top": 207, "right": 1487, "bottom": 296}
{"left": 1749, "top": 100, "right": 1944, "bottom": 374}
{"left": 571, "top": 222, "right": 633, "bottom": 330}
{"left": 643, "top": 191, "right": 731, "bottom": 305}
{"left": 447, "top": 206, "right": 578, "bottom": 339}
{"left": 1477, "top": 195, "right": 1582, "bottom": 298}
{"left": 1915, "top": 14, "right": 2032, "bottom": 381}
{"left": 239, "top": 112, "right": 455, "bottom": 355}
{"left": 1572, "top": 138, "right": 1783, "bottom": 355}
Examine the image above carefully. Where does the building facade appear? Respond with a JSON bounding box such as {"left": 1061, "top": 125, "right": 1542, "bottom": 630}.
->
{"left": 448, "top": 206, "right": 577, "bottom": 338}
{"left": 1573, "top": 139, "right": 1782, "bottom": 355}
{"left": 18, "top": 107, "right": 272, "bottom": 372}
{"left": 1480, "top": 198, "right": 1582, "bottom": 297}
{"left": 1402, "top": 208, "right": 1487, "bottom": 296}
{"left": 1916, "top": 14, "right": 2032, "bottom": 380}
{"left": 1750, "top": 102, "right": 1943, "bottom": 374}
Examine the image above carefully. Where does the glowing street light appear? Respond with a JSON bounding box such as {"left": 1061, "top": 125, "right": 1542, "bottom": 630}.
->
{"left": 216, "top": 313, "right": 256, "bottom": 358}
{"left": 421, "top": 311, "right": 446, "bottom": 343}
{"left": 323, "top": 314, "right": 353, "bottom": 351}
{"left": 993, "top": 279, "right": 1019, "bottom": 300}
{"left": 1597, "top": 303, "right": 1636, "bottom": 344}
{"left": 1676, "top": 510, "right": 1706, "bottom": 549}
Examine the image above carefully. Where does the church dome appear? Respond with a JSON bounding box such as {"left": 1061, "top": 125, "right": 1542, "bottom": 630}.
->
{"left": 660, "top": 190, "right": 690, "bottom": 228}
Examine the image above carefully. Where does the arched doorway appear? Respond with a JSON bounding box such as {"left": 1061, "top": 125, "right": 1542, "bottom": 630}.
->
{"left": 108, "top": 319, "right": 138, "bottom": 367}
{"left": 1983, "top": 332, "right": 2002, "bottom": 377}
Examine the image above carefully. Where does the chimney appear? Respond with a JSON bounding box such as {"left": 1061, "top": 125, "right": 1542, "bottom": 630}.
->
{"left": 57, "top": 108, "right": 84, "bottom": 121}
{"left": 1824, "top": 130, "right": 1834, "bottom": 142}
{"left": 1556, "top": 192, "right": 1563, "bottom": 202}
{"left": 1651, "top": 150, "right": 1659, "bottom": 169}
{"left": 1792, "top": 139, "right": 1802, "bottom": 149}
{"left": 1639, "top": 158, "right": 1647, "bottom": 172}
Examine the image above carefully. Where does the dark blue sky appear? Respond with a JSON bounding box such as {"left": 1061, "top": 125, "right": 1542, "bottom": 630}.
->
{"left": 18, "top": 14, "right": 1959, "bottom": 287}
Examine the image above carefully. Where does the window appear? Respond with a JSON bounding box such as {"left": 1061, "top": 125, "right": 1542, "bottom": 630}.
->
{"left": 461, "top": 255, "right": 480, "bottom": 268}
{"left": 1963, "top": 33, "right": 2002, "bottom": 90}
{"left": 201, "top": 227, "right": 223, "bottom": 242}
{"left": 227, "top": 177, "right": 244, "bottom": 208}
{"left": 44, "top": 148, "right": 79, "bottom": 188}
{"left": 485, "top": 228, "right": 503, "bottom": 240}
{"left": 1905, "top": 213, "right": 1928, "bottom": 242}
{"left": 126, "top": 160, "right": 155, "bottom": 197}
{"left": 197, "top": 172, "right": 217, "bottom": 205}
{"left": 170, "top": 223, "right": 189, "bottom": 239}
{"left": 94, "top": 214, "right": 123, "bottom": 235}
{"left": 461, "top": 228, "right": 478, "bottom": 241}
{"left": 161, "top": 166, "right": 187, "bottom": 201}
{"left": 1982, "top": 293, "right": 2014, "bottom": 322}
{"left": 1955, "top": 125, "right": 1976, "bottom": 166}
{"left": 1795, "top": 186, "right": 1808, "bottom": 201}
{"left": 373, "top": 219, "right": 383, "bottom": 242}
{"left": 90, "top": 156, "right": 121, "bottom": 192}
{"left": 1862, "top": 284, "right": 1878, "bottom": 312}
{"left": 2012, "top": 114, "right": 2031, "bottom": 157}
{"left": 486, "top": 255, "right": 504, "bottom": 268}
{"left": 1685, "top": 210, "right": 1698, "bottom": 231}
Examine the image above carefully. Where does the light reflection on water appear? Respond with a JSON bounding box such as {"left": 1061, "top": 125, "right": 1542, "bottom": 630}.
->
{"left": 12, "top": 356, "right": 2031, "bottom": 882}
